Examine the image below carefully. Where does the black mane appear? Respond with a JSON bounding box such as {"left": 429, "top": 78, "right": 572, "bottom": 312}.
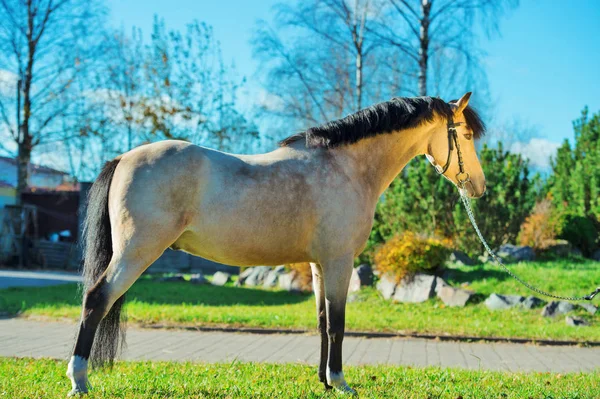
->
{"left": 279, "top": 96, "right": 485, "bottom": 148}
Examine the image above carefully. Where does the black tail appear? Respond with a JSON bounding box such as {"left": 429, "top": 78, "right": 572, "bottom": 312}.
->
{"left": 81, "top": 159, "right": 125, "bottom": 368}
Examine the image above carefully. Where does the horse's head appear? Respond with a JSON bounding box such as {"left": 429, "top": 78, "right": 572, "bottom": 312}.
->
{"left": 425, "top": 92, "right": 486, "bottom": 198}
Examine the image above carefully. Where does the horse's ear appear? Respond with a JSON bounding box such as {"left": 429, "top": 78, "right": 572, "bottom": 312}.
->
{"left": 454, "top": 92, "right": 472, "bottom": 114}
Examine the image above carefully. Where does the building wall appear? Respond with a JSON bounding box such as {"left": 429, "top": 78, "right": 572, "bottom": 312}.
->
{"left": 0, "top": 158, "right": 65, "bottom": 189}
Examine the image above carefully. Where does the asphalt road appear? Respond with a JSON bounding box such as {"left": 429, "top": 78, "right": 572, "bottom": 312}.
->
{"left": 0, "top": 270, "right": 81, "bottom": 289}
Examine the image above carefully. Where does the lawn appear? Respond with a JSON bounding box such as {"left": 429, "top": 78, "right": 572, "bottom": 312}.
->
{"left": 1, "top": 260, "right": 599, "bottom": 342}
{"left": 2, "top": 358, "right": 598, "bottom": 399}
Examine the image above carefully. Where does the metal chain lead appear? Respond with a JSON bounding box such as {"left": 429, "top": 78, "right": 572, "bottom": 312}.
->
{"left": 459, "top": 189, "right": 600, "bottom": 302}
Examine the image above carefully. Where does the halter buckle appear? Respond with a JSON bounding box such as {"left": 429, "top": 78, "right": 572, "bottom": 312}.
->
{"left": 456, "top": 171, "right": 470, "bottom": 186}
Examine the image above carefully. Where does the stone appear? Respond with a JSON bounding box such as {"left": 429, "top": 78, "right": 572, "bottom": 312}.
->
{"left": 263, "top": 266, "right": 286, "bottom": 288}
{"left": 437, "top": 286, "right": 474, "bottom": 307}
{"left": 393, "top": 273, "right": 436, "bottom": 303}
{"left": 434, "top": 277, "right": 451, "bottom": 294}
{"left": 356, "top": 264, "right": 374, "bottom": 286}
{"left": 578, "top": 303, "right": 597, "bottom": 315}
{"left": 541, "top": 301, "right": 576, "bottom": 317}
{"left": 447, "top": 250, "right": 478, "bottom": 266}
{"left": 376, "top": 274, "right": 397, "bottom": 300}
{"left": 496, "top": 244, "right": 535, "bottom": 263}
{"left": 189, "top": 273, "right": 207, "bottom": 285}
{"left": 592, "top": 249, "right": 600, "bottom": 262}
{"left": 349, "top": 268, "right": 361, "bottom": 293}
{"left": 542, "top": 239, "right": 582, "bottom": 258}
{"left": 484, "top": 293, "right": 525, "bottom": 310}
{"left": 159, "top": 274, "right": 185, "bottom": 282}
{"left": 244, "top": 266, "right": 272, "bottom": 287}
{"left": 236, "top": 267, "right": 256, "bottom": 286}
{"left": 278, "top": 272, "right": 303, "bottom": 292}
{"left": 566, "top": 315, "right": 589, "bottom": 327}
{"left": 211, "top": 272, "right": 231, "bottom": 286}
{"left": 521, "top": 296, "right": 546, "bottom": 309}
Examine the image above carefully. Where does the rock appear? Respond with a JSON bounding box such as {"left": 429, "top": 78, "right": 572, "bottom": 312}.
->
{"left": 349, "top": 268, "right": 361, "bottom": 293}
{"left": 278, "top": 272, "right": 303, "bottom": 292}
{"left": 376, "top": 274, "right": 397, "bottom": 300}
{"left": 211, "top": 272, "right": 231, "bottom": 286}
{"left": 437, "top": 286, "right": 474, "bottom": 307}
{"left": 236, "top": 267, "right": 256, "bottom": 286}
{"left": 566, "top": 315, "right": 589, "bottom": 327}
{"left": 244, "top": 266, "right": 272, "bottom": 287}
{"left": 496, "top": 244, "right": 535, "bottom": 263}
{"left": 447, "top": 250, "right": 478, "bottom": 266}
{"left": 592, "top": 249, "right": 600, "bottom": 261}
{"left": 263, "top": 266, "right": 286, "bottom": 288}
{"left": 484, "top": 293, "right": 525, "bottom": 310}
{"left": 542, "top": 239, "right": 583, "bottom": 258}
{"left": 159, "top": 274, "right": 185, "bottom": 282}
{"left": 521, "top": 296, "right": 546, "bottom": 309}
{"left": 189, "top": 273, "right": 207, "bottom": 284}
{"left": 434, "top": 277, "right": 451, "bottom": 294}
{"left": 541, "top": 301, "right": 576, "bottom": 317}
{"left": 578, "top": 303, "right": 597, "bottom": 315}
{"left": 393, "top": 273, "right": 436, "bottom": 303}
{"left": 356, "top": 264, "right": 374, "bottom": 286}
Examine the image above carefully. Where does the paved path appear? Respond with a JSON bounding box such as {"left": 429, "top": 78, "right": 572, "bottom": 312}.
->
{"left": 0, "top": 270, "right": 81, "bottom": 289}
{"left": 1, "top": 319, "right": 598, "bottom": 372}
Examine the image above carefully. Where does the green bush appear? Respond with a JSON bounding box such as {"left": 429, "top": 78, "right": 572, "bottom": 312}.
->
{"left": 557, "top": 214, "right": 598, "bottom": 256}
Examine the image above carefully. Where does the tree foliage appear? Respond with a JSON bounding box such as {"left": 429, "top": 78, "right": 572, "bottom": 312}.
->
{"left": 363, "top": 143, "right": 541, "bottom": 262}
{"left": 547, "top": 107, "right": 600, "bottom": 255}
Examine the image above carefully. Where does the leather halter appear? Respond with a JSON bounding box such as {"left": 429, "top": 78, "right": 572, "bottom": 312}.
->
{"left": 435, "top": 117, "right": 471, "bottom": 187}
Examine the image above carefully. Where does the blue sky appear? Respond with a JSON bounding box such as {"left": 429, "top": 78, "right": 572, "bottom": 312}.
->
{"left": 108, "top": 0, "right": 600, "bottom": 167}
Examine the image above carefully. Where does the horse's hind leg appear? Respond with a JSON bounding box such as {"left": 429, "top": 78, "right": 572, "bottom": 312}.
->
{"left": 310, "top": 262, "right": 332, "bottom": 390}
{"left": 67, "top": 226, "right": 181, "bottom": 396}
{"left": 321, "top": 255, "right": 356, "bottom": 394}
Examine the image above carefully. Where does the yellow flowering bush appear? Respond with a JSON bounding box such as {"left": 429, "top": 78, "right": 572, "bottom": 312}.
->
{"left": 374, "top": 232, "right": 451, "bottom": 282}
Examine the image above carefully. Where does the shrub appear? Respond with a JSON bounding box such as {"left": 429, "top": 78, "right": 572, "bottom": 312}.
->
{"left": 518, "top": 199, "right": 559, "bottom": 250}
{"left": 557, "top": 214, "right": 599, "bottom": 256}
{"left": 374, "top": 232, "right": 451, "bottom": 282}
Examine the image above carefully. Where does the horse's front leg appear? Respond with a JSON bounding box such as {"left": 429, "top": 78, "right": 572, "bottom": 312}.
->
{"left": 310, "top": 263, "right": 332, "bottom": 390}
{"left": 322, "top": 255, "right": 356, "bottom": 395}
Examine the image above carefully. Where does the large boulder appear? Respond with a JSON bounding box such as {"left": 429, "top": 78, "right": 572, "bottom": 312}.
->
{"left": 541, "top": 301, "right": 576, "bottom": 317}
{"left": 393, "top": 274, "right": 437, "bottom": 303}
{"left": 447, "top": 251, "right": 478, "bottom": 266}
{"left": 211, "top": 272, "right": 231, "bottom": 286}
{"left": 542, "top": 239, "right": 583, "bottom": 258}
{"left": 592, "top": 249, "right": 600, "bottom": 262}
{"left": 356, "top": 264, "right": 374, "bottom": 286}
{"left": 578, "top": 303, "right": 597, "bottom": 315}
{"left": 263, "top": 265, "right": 286, "bottom": 288}
{"left": 244, "top": 266, "right": 272, "bottom": 287}
{"left": 376, "top": 274, "right": 397, "bottom": 300}
{"left": 521, "top": 296, "right": 546, "bottom": 309}
{"left": 278, "top": 271, "right": 305, "bottom": 292}
{"left": 437, "top": 285, "right": 474, "bottom": 307}
{"left": 566, "top": 315, "right": 589, "bottom": 327}
{"left": 190, "top": 273, "right": 207, "bottom": 285}
{"left": 484, "top": 293, "right": 525, "bottom": 310}
{"left": 159, "top": 274, "right": 186, "bottom": 282}
{"left": 496, "top": 244, "right": 535, "bottom": 263}
{"left": 236, "top": 267, "right": 256, "bottom": 286}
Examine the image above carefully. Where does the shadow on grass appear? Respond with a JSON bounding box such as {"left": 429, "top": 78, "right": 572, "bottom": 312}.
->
{"left": 0, "top": 280, "right": 312, "bottom": 316}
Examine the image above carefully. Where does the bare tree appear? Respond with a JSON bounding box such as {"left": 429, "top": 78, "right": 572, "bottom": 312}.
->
{"left": 374, "top": 0, "right": 517, "bottom": 96}
{"left": 253, "top": 0, "right": 395, "bottom": 132}
{"left": 0, "top": 0, "right": 106, "bottom": 203}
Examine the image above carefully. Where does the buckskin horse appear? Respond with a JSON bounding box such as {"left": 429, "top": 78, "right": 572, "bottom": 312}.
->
{"left": 66, "top": 93, "right": 485, "bottom": 395}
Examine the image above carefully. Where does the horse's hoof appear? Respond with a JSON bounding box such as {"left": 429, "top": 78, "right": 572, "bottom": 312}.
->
{"left": 323, "top": 382, "right": 333, "bottom": 390}
{"left": 335, "top": 383, "right": 357, "bottom": 395}
{"left": 67, "top": 388, "right": 88, "bottom": 397}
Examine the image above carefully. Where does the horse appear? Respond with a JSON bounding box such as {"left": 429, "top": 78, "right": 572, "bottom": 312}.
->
{"left": 66, "top": 93, "right": 486, "bottom": 396}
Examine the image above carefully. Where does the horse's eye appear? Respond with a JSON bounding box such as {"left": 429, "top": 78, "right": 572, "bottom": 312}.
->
{"left": 463, "top": 133, "right": 473, "bottom": 140}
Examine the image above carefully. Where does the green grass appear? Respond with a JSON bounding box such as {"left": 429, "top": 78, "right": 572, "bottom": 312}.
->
{"left": 1, "top": 260, "right": 598, "bottom": 341}
{"left": 2, "top": 358, "right": 598, "bottom": 399}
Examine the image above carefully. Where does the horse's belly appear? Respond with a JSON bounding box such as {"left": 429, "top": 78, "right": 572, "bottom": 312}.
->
{"left": 170, "top": 228, "right": 311, "bottom": 267}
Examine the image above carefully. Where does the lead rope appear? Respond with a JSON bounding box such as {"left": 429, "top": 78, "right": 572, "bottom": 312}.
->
{"left": 458, "top": 188, "right": 600, "bottom": 301}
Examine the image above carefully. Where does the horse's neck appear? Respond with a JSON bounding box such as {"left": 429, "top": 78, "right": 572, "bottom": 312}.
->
{"left": 335, "top": 123, "right": 436, "bottom": 198}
